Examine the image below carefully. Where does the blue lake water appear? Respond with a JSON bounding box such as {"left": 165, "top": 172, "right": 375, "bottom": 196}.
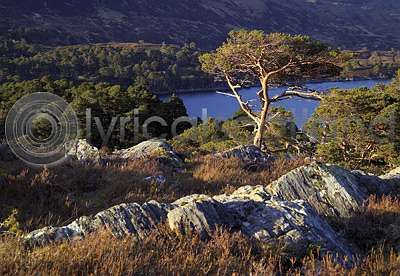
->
{"left": 161, "top": 79, "right": 391, "bottom": 127}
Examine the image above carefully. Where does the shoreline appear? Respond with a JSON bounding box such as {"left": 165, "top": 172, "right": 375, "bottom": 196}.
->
{"left": 157, "top": 76, "right": 391, "bottom": 96}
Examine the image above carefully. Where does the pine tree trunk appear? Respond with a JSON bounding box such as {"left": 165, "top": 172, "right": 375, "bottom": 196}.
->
{"left": 253, "top": 81, "right": 270, "bottom": 148}
{"left": 253, "top": 124, "right": 263, "bottom": 148}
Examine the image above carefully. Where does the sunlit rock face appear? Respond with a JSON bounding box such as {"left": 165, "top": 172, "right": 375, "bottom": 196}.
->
{"left": 67, "top": 139, "right": 101, "bottom": 162}
{"left": 25, "top": 185, "right": 354, "bottom": 259}
{"left": 112, "top": 139, "right": 184, "bottom": 168}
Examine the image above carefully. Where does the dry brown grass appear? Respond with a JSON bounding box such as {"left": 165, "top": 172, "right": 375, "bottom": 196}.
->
{"left": 2, "top": 158, "right": 400, "bottom": 274}
{"left": 1, "top": 227, "right": 400, "bottom": 275}
{"left": 343, "top": 196, "right": 400, "bottom": 252}
{"left": 192, "top": 156, "right": 309, "bottom": 194}
{"left": 0, "top": 156, "right": 308, "bottom": 232}
{"left": 0, "top": 228, "right": 281, "bottom": 275}
{"left": 1, "top": 158, "right": 174, "bottom": 232}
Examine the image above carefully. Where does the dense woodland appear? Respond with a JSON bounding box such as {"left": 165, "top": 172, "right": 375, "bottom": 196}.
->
{"left": 0, "top": 40, "right": 215, "bottom": 94}
{"left": 1, "top": 39, "right": 400, "bottom": 96}
{"left": 0, "top": 78, "right": 190, "bottom": 148}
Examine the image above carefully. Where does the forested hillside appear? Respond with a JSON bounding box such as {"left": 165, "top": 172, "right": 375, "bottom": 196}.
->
{"left": 0, "top": 41, "right": 214, "bottom": 94}
{"left": 1, "top": 0, "right": 399, "bottom": 49}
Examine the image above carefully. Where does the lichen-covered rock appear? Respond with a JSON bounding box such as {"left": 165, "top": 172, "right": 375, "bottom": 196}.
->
{"left": 266, "top": 163, "right": 372, "bottom": 218}
{"left": 381, "top": 166, "right": 400, "bottom": 180}
{"left": 25, "top": 201, "right": 173, "bottom": 247}
{"left": 67, "top": 139, "right": 101, "bottom": 162}
{"left": 168, "top": 195, "right": 237, "bottom": 239}
{"left": 25, "top": 185, "right": 354, "bottom": 259}
{"left": 168, "top": 187, "right": 353, "bottom": 258}
{"left": 113, "top": 139, "right": 183, "bottom": 168}
{"left": 216, "top": 145, "right": 275, "bottom": 164}
{"left": 144, "top": 175, "right": 167, "bottom": 185}
{"left": 351, "top": 170, "right": 393, "bottom": 195}
{"left": 266, "top": 163, "right": 396, "bottom": 218}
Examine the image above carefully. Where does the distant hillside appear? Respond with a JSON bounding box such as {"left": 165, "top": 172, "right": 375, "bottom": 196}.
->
{"left": 1, "top": 0, "right": 400, "bottom": 49}
{"left": 342, "top": 49, "right": 400, "bottom": 79}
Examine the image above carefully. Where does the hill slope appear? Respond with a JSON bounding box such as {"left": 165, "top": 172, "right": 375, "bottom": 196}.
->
{"left": 1, "top": 0, "right": 400, "bottom": 49}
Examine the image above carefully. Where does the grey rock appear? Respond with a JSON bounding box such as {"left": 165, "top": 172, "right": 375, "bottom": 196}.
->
{"left": 25, "top": 185, "right": 354, "bottom": 259}
{"left": 216, "top": 186, "right": 353, "bottom": 258}
{"left": 267, "top": 163, "right": 371, "bottom": 218}
{"left": 225, "top": 198, "right": 352, "bottom": 258}
{"left": 113, "top": 139, "right": 184, "bottom": 168}
{"left": 352, "top": 170, "right": 394, "bottom": 195}
{"left": 379, "top": 167, "right": 400, "bottom": 191}
{"left": 67, "top": 139, "right": 101, "bottom": 162}
{"left": 25, "top": 201, "right": 174, "bottom": 247}
{"left": 144, "top": 175, "right": 167, "bottom": 186}
{"left": 168, "top": 187, "right": 353, "bottom": 258}
{"left": 381, "top": 167, "right": 400, "bottom": 181}
{"left": 216, "top": 145, "right": 275, "bottom": 164}
{"left": 168, "top": 195, "right": 237, "bottom": 239}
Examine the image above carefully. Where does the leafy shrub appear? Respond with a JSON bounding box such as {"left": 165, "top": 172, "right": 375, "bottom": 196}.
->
{"left": 199, "top": 140, "right": 238, "bottom": 152}
{"left": 170, "top": 119, "right": 228, "bottom": 152}
{"left": 171, "top": 107, "right": 310, "bottom": 157}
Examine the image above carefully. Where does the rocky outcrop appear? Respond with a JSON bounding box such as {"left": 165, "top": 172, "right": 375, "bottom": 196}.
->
{"left": 215, "top": 145, "right": 275, "bottom": 171}
{"left": 267, "top": 163, "right": 395, "bottom": 218}
{"left": 216, "top": 145, "right": 274, "bottom": 163}
{"left": 267, "top": 163, "right": 370, "bottom": 218}
{"left": 65, "top": 139, "right": 183, "bottom": 168}
{"left": 67, "top": 139, "right": 101, "bottom": 162}
{"left": 144, "top": 175, "right": 167, "bottom": 186}
{"left": 112, "top": 139, "right": 184, "bottom": 168}
{"left": 379, "top": 167, "right": 400, "bottom": 192}
{"left": 26, "top": 201, "right": 174, "bottom": 247}
{"left": 381, "top": 167, "right": 400, "bottom": 182}
{"left": 25, "top": 185, "right": 353, "bottom": 259}
{"left": 25, "top": 162, "right": 400, "bottom": 259}
{"left": 169, "top": 187, "right": 353, "bottom": 258}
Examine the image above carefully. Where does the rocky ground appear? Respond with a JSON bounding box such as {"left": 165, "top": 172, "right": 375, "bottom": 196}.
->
{"left": 2, "top": 139, "right": 395, "bottom": 267}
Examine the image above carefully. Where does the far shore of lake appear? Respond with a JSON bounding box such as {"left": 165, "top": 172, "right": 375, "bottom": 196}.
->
{"left": 157, "top": 76, "right": 391, "bottom": 96}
